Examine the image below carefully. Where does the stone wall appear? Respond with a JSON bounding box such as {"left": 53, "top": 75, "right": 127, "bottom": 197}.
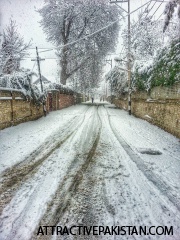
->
{"left": 0, "top": 88, "right": 84, "bottom": 130}
{"left": 113, "top": 83, "right": 180, "bottom": 138}
{"left": 0, "top": 89, "right": 44, "bottom": 130}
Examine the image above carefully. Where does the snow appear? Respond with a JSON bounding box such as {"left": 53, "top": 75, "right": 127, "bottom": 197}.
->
{"left": 144, "top": 114, "right": 152, "bottom": 119}
{"left": 106, "top": 107, "right": 180, "bottom": 209}
{"left": 0, "top": 107, "right": 99, "bottom": 239}
{"left": 0, "top": 102, "right": 180, "bottom": 239}
{"left": 15, "top": 97, "right": 24, "bottom": 100}
{"left": 0, "top": 105, "right": 89, "bottom": 174}
{"left": 0, "top": 97, "right": 12, "bottom": 100}
{"left": 0, "top": 87, "right": 24, "bottom": 93}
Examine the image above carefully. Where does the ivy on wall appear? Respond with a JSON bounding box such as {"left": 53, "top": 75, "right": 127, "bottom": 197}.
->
{"left": 132, "top": 39, "right": 180, "bottom": 91}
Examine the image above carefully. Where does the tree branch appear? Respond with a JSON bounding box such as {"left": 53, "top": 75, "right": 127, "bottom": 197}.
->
{"left": 67, "top": 56, "right": 90, "bottom": 78}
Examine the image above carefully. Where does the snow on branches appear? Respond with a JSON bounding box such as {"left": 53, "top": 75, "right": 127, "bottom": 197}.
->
{"left": 123, "top": 15, "right": 164, "bottom": 63}
{"left": 0, "top": 70, "right": 45, "bottom": 104}
{"left": 105, "top": 65, "right": 128, "bottom": 95}
{"left": 164, "top": 0, "right": 180, "bottom": 32}
{"left": 38, "top": 0, "right": 122, "bottom": 86}
{"left": 0, "top": 19, "right": 31, "bottom": 74}
{"left": 119, "top": 8, "right": 180, "bottom": 94}
{"left": 132, "top": 39, "right": 180, "bottom": 91}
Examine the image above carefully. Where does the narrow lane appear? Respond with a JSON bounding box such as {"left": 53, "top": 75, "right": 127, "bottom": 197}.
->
{"left": 0, "top": 103, "right": 180, "bottom": 240}
{"left": 0, "top": 105, "right": 90, "bottom": 214}
{"left": 0, "top": 106, "right": 100, "bottom": 239}
{"left": 35, "top": 104, "right": 180, "bottom": 240}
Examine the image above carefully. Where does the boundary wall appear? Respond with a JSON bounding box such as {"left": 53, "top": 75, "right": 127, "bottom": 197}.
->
{"left": 0, "top": 88, "right": 84, "bottom": 130}
{"left": 113, "top": 83, "right": 180, "bottom": 138}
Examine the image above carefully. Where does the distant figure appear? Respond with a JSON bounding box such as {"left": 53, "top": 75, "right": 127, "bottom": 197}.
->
{"left": 92, "top": 97, "right": 94, "bottom": 103}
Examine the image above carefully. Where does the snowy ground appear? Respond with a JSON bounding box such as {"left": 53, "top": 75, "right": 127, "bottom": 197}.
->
{"left": 0, "top": 101, "right": 180, "bottom": 240}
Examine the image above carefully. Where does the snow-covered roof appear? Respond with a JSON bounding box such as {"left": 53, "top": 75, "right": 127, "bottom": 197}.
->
{"left": 33, "top": 76, "right": 51, "bottom": 85}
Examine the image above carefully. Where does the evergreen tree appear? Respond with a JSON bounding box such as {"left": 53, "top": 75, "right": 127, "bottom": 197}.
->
{"left": 0, "top": 19, "right": 30, "bottom": 74}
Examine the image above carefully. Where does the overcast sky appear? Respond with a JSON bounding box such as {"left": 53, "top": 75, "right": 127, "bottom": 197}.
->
{"left": 0, "top": 0, "right": 166, "bottom": 82}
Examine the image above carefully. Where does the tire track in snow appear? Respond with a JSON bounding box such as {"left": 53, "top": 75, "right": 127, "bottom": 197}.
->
{"left": 96, "top": 106, "right": 180, "bottom": 239}
{"left": 0, "top": 106, "right": 100, "bottom": 240}
{"left": 107, "top": 106, "right": 179, "bottom": 161}
{"left": 0, "top": 106, "right": 90, "bottom": 214}
{"left": 104, "top": 106, "right": 180, "bottom": 215}
{"left": 97, "top": 107, "right": 117, "bottom": 240}
{"left": 34, "top": 106, "right": 102, "bottom": 238}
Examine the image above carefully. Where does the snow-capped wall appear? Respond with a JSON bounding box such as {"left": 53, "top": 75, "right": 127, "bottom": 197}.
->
{"left": 113, "top": 83, "right": 180, "bottom": 138}
{"left": 0, "top": 89, "right": 84, "bottom": 130}
{"left": 0, "top": 88, "right": 44, "bottom": 130}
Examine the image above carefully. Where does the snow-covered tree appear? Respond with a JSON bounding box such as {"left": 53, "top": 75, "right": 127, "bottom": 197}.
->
{"left": 38, "top": 0, "right": 121, "bottom": 85}
{"left": 164, "top": 19, "right": 180, "bottom": 40}
{"left": 164, "top": 0, "right": 180, "bottom": 32}
{"left": 113, "top": 7, "right": 180, "bottom": 95}
{"left": 0, "top": 20, "right": 31, "bottom": 74}
{"left": 0, "top": 69, "right": 47, "bottom": 104}
{"left": 75, "top": 50, "right": 102, "bottom": 93}
{"left": 132, "top": 38, "right": 180, "bottom": 91}
{"left": 105, "top": 64, "right": 128, "bottom": 96}
{"left": 122, "top": 15, "right": 164, "bottom": 63}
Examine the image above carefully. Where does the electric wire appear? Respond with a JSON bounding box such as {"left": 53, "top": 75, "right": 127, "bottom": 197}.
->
{"left": 24, "top": 0, "right": 163, "bottom": 63}
{"left": 156, "top": 11, "right": 164, "bottom": 21}
{"left": 150, "top": 0, "right": 164, "bottom": 19}
{"left": 31, "top": 61, "right": 37, "bottom": 72}
{"left": 38, "top": 0, "right": 153, "bottom": 54}
{"left": 119, "top": 0, "right": 166, "bottom": 63}
{"left": 130, "top": 0, "right": 165, "bottom": 39}
{"left": 144, "top": 0, "right": 158, "bottom": 19}
{"left": 132, "top": 0, "right": 153, "bottom": 28}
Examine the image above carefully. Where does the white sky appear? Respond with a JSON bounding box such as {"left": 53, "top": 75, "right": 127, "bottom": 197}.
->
{"left": 0, "top": 0, "right": 166, "bottom": 83}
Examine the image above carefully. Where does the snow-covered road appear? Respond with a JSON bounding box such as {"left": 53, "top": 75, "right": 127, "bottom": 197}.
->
{"left": 0, "top": 102, "right": 180, "bottom": 240}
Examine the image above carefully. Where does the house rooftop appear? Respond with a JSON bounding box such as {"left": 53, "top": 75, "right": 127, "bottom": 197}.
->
{"left": 33, "top": 75, "right": 51, "bottom": 85}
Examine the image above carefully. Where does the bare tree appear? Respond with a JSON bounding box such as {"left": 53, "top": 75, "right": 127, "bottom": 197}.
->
{"left": 39, "top": 0, "right": 121, "bottom": 85}
{"left": 0, "top": 19, "right": 31, "bottom": 74}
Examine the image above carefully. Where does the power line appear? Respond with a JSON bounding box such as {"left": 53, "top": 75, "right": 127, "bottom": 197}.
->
{"left": 120, "top": 1, "right": 153, "bottom": 59}
{"left": 23, "top": 0, "right": 156, "bottom": 62}
{"left": 27, "top": 47, "right": 53, "bottom": 49}
{"left": 144, "top": 0, "right": 157, "bottom": 19}
{"left": 130, "top": 0, "right": 154, "bottom": 15}
{"left": 133, "top": 0, "right": 153, "bottom": 27}
{"left": 145, "top": 0, "right": 167, "bottom": 19}
{"left": 113, "top": 2, "right": 128, "bottom": 13}
{"left": 119, "top": 1, "right": 154, "bottom": 57}
{"left": 151, "top": 0, "right": 164, "bottom": 19}
{"left": 37, "top": 0, "right": 152, "bottom": 54}
{"left": 31, "top": 61, "right": 37, "bottom": 72}
{"left": 23, "top": 57, "right": 59, "bottom": 60}
{"left": 131, "top": 0, "right": 165, "bottom": 37}
{"left": 156, "top": 11, "right": 164, "bottom": 21}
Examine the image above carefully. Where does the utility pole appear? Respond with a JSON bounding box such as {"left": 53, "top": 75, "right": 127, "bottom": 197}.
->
{"left": 31, "top": 47, "right": 46, "bottom": 116}
{"left": 127, "top": 0, "right": 131, "bottom": 115}
{"left": 105, "top": 59, "right": 113, "bottom": 103}
{"left": 110, "top": 0, "right": 132, "bottom": 115}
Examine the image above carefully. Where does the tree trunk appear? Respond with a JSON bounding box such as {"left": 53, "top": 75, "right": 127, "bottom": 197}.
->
{"left": 60, "top": 61, "right": 68, "bottom": 85}
{"left": 60, "top": 49, "right": 68, "bottom": 85}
